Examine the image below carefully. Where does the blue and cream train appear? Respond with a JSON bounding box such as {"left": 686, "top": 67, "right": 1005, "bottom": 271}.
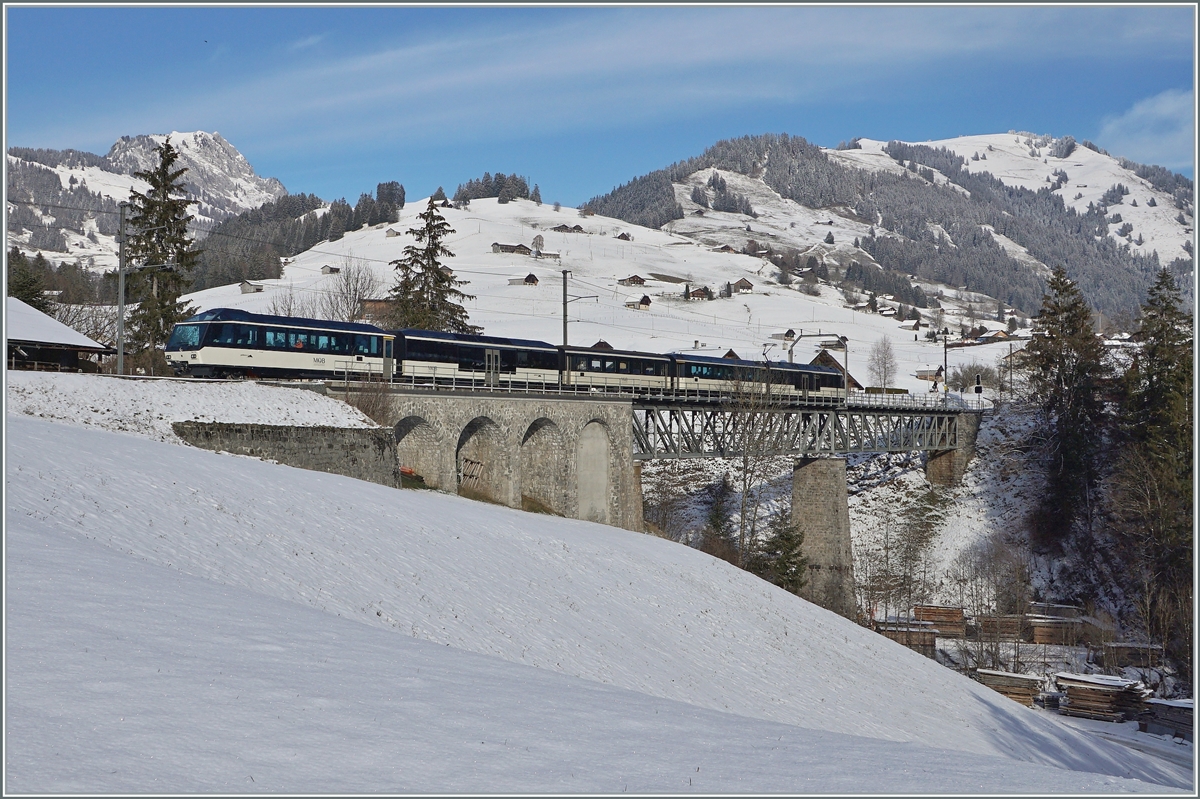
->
{"left": 166, "top": 308, "right": 845, "bottom": 400}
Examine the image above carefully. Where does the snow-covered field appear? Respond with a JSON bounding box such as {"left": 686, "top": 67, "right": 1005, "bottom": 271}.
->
{"left": 4, "top": 372, "right": 1193, "bottom": 792}
{"left": 183, "top": 193, "right": 1024, "bottom": 399}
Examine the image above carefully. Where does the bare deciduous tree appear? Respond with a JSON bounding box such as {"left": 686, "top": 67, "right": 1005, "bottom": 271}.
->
{"left": 320, "top": 256, "right": 382, "bottom": 322}
{"left": 868, "top": 337, "right": 897, "bottom": 390}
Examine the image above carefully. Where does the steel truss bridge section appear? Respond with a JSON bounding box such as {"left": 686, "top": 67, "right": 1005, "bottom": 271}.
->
{"left": 631, "top": 404, "right": 960, "bottom": 460}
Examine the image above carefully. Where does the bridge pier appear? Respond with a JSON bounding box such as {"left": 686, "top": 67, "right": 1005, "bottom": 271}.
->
{"left": 924, "top": 412, "right": 981, "bottom": 486}
{"left": 792, "top": 457, "right": 856, "bottom": 620}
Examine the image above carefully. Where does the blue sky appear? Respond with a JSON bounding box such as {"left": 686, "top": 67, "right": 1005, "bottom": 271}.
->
{"left": 5, "top": 5, "right": 1195, "bottom": 207}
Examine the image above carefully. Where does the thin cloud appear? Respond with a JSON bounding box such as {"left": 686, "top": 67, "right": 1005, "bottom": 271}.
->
{"left": 1097, "top": 89, "right": 1195, "bottom": 171}
{"left": 288, "top": 34, "right": 324, "bottom": 51}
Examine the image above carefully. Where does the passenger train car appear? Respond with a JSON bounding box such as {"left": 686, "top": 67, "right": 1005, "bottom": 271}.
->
{"left": 165, "top": 308, "right": 394, "bottom": 380}
{"left": 166, "top": 308, "right": 845, "bottom": 401}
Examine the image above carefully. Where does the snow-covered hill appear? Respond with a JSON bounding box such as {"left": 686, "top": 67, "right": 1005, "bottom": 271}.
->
{"left": 182, "top": 194, "right": 1022, "bottom": 397}
{"left": 4, "top": 372, "right": 1192, "bottom": 792}
{"left": 826, "top": 134, "right": 1193, "bottom": 264}
{"left": 7, "top": 131, "right": 286, "bottom": 271}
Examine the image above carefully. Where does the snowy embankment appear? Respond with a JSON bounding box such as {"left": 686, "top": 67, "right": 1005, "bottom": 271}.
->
{"left": 5, "top": 374, "right": 1191, "bottom": 792}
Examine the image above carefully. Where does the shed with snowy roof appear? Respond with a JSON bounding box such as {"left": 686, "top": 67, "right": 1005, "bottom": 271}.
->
{"left": 6, "top": 297, "right": 113, "bottom": 372}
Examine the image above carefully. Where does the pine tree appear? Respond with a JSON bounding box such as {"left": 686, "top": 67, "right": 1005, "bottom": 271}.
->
{"left": 1110, "top": 267, "right": 1193, "bottom": 671}
{"left": 6, "top": 247, "right": 53, "bottom": 313}
{"left": 749, "top": 506, "right": 808, "bottom": 596}
{"left": 531, "top": 184, "right": 542, "bottom": 205}
{"left": 1022, "top": 267, "right": 1110, "bottom": 546}
{"left": 431, "top": 186, "right": 447, "bottom": 203}
{"left": 123, "top": 137, "right": 201, "bottom": 371}
{"left": 385, "top": 198, "right": 479, "bottom": 333}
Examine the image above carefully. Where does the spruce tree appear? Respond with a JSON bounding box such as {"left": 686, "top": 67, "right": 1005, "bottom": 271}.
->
{"left": 385, "top": 198, "right": 479, "bottom": 333}
{"left": 750, "top": 506, "right": 808, "bottom": 596}
{"left": 531, "top": 184, "right": 542, "bottom": 205}
{"left": 1022, "top": 267, "right": 1109, "bottom": 546}
{"left": 123, "top": 137, "right": 201, "bottom": 371}
{"left": 6, "top": 247, "right": 53, "bottom": 313}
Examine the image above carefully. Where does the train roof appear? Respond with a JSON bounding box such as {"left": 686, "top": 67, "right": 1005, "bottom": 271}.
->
{"left": 672, "top": 351, "right": 840, "bottom": 374}
{"left": 185, "top": 308, "right": 389, "bottom": 336}
{"left": 562, "top": 344, "right": 672, "bottom": 361}
{"left": 394, "top": 328, "right": 558, "bottom": 351}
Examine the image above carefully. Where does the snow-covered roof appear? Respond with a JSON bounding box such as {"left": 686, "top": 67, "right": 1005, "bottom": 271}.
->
{"left": 6, "top": 297, "right": 109, "bottom": 350}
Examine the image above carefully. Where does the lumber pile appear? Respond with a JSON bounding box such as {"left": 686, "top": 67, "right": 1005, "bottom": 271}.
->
{"left": 1138, "top": 699, "right": 1193, "bottom": 742}
{"left": 873, "top": 619, "right": 938, "bottom": 659}
{"left": 913, "top": 605, "right": 966, "bottom": 638}
{"left": 1026, "top": 615, "right": 1083, "bottom": 645}
{"left": 1028, "top": 601, "right": 1082, "bottom": 618}
{"left": 1054, "top": 673, "right": 1149, "bottom": 722}
{"left": 977, "top": 614, "right": 1028, "bottom": 641}
{"left": 976, "top": 669, "right": 1043, "bottom": 707}
{"left": 1100, "top": 642, "right": 1163, "bottom": 669}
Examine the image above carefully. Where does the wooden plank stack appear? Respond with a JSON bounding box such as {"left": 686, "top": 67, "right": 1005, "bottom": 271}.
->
{"left": 874, "top": 619, "right": 938, "bottom": 659}
{"left": 1028, "top": 601, "right": 1082, "bottom": 618}
{"left": 913, "top": 605, "right": 966, "bottom": 638}
{"left": 977, "top": 614, "right": 1028, "bottom": 641}
{"left": 1138, "top": 699, "right": 1193, "bottom": 742}
{"left": 1026, "top": 615, "right": 1084, "bottom": 645}
{"left": 1054, "top": 673, "right": 1149, "bottom": 722}
{"left": 1101, "top": 642, "right": 1163, "bottom": 669}
{"left": 976, "top": 669, "right": 1043, "bottom": 707}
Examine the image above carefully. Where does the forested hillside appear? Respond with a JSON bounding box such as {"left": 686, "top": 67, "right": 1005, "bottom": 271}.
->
{"left": 584, "top": 133, "right": 1192, "bottom": 317}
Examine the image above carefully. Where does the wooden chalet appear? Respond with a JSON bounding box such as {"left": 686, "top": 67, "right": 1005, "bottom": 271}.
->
{"left": 687, "top": 286, "right": 714, "bottom": 301}
{"left": 732, "top": 278, "right": 754, "bottom": 294}
{"left": 809, "top": 349, "right": 863, "bottom": 391}
{"left": 624, "top": 295, "right": 652, "bottom": 310}
{"left": 617, "top": 274, "right": 646, "bottom": 286}
{"left": 591, "top": 340, "right": 614, "bottom": 350}
{"left": 615, "top": 232, "right": 632, "bottom": 241}
{"left": 385, "top": 228, "right": 401, "bottom": 237}
{"left": 492, "top": 242, "right": 533, "bottom": 255}
{"left": 508, "top": 273, "right": 540, "bottom": 286}
{"left": 239, "top": 280, "right": 264, "bottom": 294}
{"left": 321, "top": 264, "right": 341, "bottom": 274}
{"left": 359, "top": 298, "right": 395, "bottom": 322}
{"left": 551, "top": 224, "right": 585, "bottom": 233}
{"left": 710, "top": 244, "right": 737, "bottom": 253}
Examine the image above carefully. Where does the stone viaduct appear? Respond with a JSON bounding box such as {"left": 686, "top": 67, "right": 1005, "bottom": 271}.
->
{"left": 382, "top": 389, "right": 644, "bottom": 532}
{"left": 180, "top": 383, "right": 983, "bottom": 621}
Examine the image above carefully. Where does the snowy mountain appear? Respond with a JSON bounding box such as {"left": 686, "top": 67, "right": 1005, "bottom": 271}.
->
{"left": 6, "top": 131, "right": 286, "bottom": 271}
{"left": 586, "top": 132, "right": 1194, "bottom": 316}
{"left": 4, "top": 372, "right": 1192, "bottom": 792}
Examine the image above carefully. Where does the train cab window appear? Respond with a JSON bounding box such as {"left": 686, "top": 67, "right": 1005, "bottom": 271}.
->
{"left": 353, "top": 335, "right": 380, "bottom": 357}
{"left": 289, "top": 332, "right": 309, "bottom": 349}
{"left": 167, "top": 324, "right": 202, "bottom": 351}
{"left": 617, "top": 361, "right": 629, "bottom": 374}
{"left": 264, "top": 329, "right": 289, "bottom": 349}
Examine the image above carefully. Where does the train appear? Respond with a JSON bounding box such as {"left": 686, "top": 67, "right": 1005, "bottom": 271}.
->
{"left": 165, "top": 308, "right": 846, "bottom": 401}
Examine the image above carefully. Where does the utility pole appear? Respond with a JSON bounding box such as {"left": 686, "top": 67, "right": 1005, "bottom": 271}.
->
{"left": 117, "top": 202, "right": 128, "bottom": 376}
{"left": 562, "top": 269, "right": 571, "bottom": 346}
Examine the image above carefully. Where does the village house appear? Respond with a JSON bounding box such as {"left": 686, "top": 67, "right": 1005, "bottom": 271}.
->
{"left": 710, "top": 244, "right": 737, "bottom": 253}
{"left": 615, "top": 232, "right": 632, "bottom": 241}
{"left": 385, "top": 228, "right": 401, "bottom": 238}
{"left": 810, "top": 348, "right": 864, "bottom": 391}
{"left": 617, "top": 274, "right": 646, "bottom": 286}
{"left": 551, "top": 224, "right": 586, "bottom": 233}
{"left": 732, "top": 278, "right": 754, "bottom": 294}
{"left": 492, "top": 242, "right": 533, "bottom": 255}
{"left": 320, "top": 265, "right": 340, "bottom": 275}
{"left": 624, "top": 295, "right": 652, "bottom": 310}
{"left": 915, "top": 365, "right": 945, "bottom": 382}
{"left": 239, "top": 281, "right": 264, "bottom": 294}
{"left": 686, "top": 285, "right": 714, "bottom": 301}
{"left": 508, "top": 273, "right": 540, "bottom": 286}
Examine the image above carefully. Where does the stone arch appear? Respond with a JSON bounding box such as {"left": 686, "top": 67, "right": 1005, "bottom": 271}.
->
{"left": 394, "top": 416, "right": 443, "bottom": 489}
{"left": 576, "top": 420, "right": 611, "bottom": 524}
{"left": 519, "top": 418, "right": 567, "bottom": 516}
{"left": 456, "top": 416, "right": 508, "bottom": 504}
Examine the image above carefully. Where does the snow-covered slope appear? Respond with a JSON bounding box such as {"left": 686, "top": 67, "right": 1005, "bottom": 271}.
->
{"left": 4, "top": 374, "right": 1192, "bottom": 791}
{"left": 828, "top": 135, "right": 1193, "bottom": 264}
{"left": 7, "top": 131, "right": 286, "bottom": 271}
{"left": 183, "top": 195, "right": 1022, "bottom": 397}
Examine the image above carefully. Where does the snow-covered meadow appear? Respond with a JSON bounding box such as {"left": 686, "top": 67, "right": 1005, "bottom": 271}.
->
{"left": 4, "top": 372, "right": 1193, "bottom": 792}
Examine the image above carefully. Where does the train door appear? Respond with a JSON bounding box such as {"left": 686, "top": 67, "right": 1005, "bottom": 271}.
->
{"left": 485, "top": 348, "right": 500, "bottom": 386}
{"left": 383, "top": 336, "right": 394, "bottom": 381}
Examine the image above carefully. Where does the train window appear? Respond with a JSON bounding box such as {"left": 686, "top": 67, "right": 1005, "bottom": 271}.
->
{"left": 516, "top": 351, "right": 529, "bottom": 367}
{"left": 264, "top": 328, "right": 289, "bottom": 349}
{"left": 591, "top": 358, "right": 603, "bottom": 371}
{"left": 573, "top": 356, "right": 588, "bottom": 372}
{"left": 617, "top": 361, "right": 629, "bottom": 373}
{"left": 167, "top": 324, "right": 203, "bottom": 351}
{"left": 289, "top": 332, "right": 310, "bottom": 350}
